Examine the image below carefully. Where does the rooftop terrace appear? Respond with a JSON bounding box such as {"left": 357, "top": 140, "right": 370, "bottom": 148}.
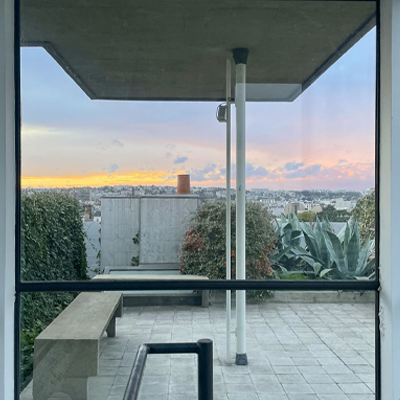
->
{"left": 22, "top": 299, "right": 374, "bottom": 400}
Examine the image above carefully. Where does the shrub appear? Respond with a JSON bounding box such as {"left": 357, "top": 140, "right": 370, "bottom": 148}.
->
{"left": 20, "top": 192, "right": 88, "bottom": 388}
{"left": 297, "top": 211, "right": 316, "bottom": 222}
{"left": 180, "top": 200, "right": 276, "bottom": 300}
{"left": 352, "top": 190, "right": 375, "bottom": 244}
{"left": 317, "top": 204, "right": 351, "bottom": 222}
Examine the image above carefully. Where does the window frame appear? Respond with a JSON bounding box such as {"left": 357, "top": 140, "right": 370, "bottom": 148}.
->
{"left": 13, "top": 0, "right": 382, "bottom": 397}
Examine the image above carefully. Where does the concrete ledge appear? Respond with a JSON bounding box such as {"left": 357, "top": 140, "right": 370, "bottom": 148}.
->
{"left": 33, "top": 293, "right": 123, "bottom": 400}
{"left": 271, "top": 290, "right": 374, "bottom": 303}
{"left": 123, "top": 293, "right": 204, "bottom": 307}
{"left": 103, "top": 264, "right": 179, "bottom": 273}
{"left": 93, "top": 273, "right": 209, "bottom": 282}
{"left": 210, "top": 290, "right": 374, "bottom": 304}
{"left": 93, "top": 274, "right": 210, "bottom": 307}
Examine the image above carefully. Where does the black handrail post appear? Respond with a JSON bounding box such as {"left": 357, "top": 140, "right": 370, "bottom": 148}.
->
{"left": 123, "top": 344, "right": 149, "bottom": 400}
{"left": 197, "top": 339, "right": 213, "bottom": 400}
{"left": 123, "top": 340, "right": 213, "bottom": 400}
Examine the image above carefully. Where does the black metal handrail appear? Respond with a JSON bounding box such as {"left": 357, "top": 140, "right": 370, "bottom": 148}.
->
{"left": 17, "top": 278, "right": 379, "bottom": 292}
{"left": 123, "top": 339, "right": 213, "bottom": 400}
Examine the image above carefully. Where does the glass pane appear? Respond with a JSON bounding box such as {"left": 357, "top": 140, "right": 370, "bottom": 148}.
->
{"left": 19, "top": 290, "right": 375, "bottom": 399}
{"left": 20, "top": 0, "right": 376, "bottom": 282}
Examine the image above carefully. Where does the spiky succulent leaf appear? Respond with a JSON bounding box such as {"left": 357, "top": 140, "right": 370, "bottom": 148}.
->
{"left": 320, "top": 268, "right": 333, "bottom": 278}
{"left": 303, "top": 231, "right": 318, "bottom": 260}
{"left": 346, "top": 233, "right": 359, "bottom": 274}
{"left": 325, "top": 231, "right": 348, "bottom": 274}
{"left": 355, "top": 239, "right": 373, "bottom": 276}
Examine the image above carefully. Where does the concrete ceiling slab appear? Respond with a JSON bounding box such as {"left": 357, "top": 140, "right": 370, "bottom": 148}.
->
{"left": 20, "top": 0, "right": 376, "bottom": 101}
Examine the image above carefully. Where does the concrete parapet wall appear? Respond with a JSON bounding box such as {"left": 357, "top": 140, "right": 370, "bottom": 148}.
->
{"left": 210, "top": 290, "right": 374, "bottom": 304}
{"left": 140, "top": 196, "right": 198, "bottom": 264}
{"left": 101, "top": 196, "right": 198, "bottom": 267}
{"left": 101, "top": 198, "right": 140, "bottom": 267}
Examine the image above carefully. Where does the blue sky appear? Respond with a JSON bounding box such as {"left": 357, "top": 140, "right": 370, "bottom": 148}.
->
{"left": 21, "top": 28, "right": 376, "bottom": 190}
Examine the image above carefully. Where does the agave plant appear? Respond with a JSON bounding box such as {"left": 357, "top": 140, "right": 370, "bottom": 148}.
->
{"left": 324, "top": 217, "right": 375, "bottom": 279}
{"left": 271, "top": 213, "right": 304, "bottom": 271}
{"left": 292, "top": 217, "right": 335, "bottom": 278}
{"left": 296, "top": 217, "right": 375, "bottom": 279}
{"left": 275, "top": 213, "right": 302, "bottom": 247}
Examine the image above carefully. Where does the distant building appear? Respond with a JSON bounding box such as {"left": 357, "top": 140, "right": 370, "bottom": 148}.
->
{"left": 284, "top": 202, "right": 306, "bottom": 216}
{"left": 268, "top": 205, "right": 285, "bottom": 217}
{"left": 82, "top": 204, "right": 93, "bottom": 221}
{"left": 311, "top": 205, "right": 323, "bottom": 214}
{"left": 331, "top": 198, "right": 353, "bottom": 210}
{"left": 74, "top": 187, "right": 92, "bottom": 202}
{"left": 93, "top": 210, "right": 101, "bottom": 222}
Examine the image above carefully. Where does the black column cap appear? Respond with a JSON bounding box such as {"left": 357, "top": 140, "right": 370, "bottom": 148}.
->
{"left": 232, "top": 48, "right": 249, "bottom": 65}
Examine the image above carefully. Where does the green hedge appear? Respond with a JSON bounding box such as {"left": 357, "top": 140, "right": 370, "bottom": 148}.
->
{"left": 352, "top": 190, "right": 375, "bottom": 244}
{"left": 180, "top": 200, "right": 276, "bottom": 300}
{"left": 20, "top": 192, "right": 88, "bottom": 388}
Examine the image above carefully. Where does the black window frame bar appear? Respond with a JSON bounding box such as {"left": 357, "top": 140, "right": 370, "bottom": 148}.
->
{"left": 13, "top": 0, "right": 381, "bottom": 398}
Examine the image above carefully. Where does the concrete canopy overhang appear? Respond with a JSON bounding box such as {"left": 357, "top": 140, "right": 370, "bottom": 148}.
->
{"left": 20, "top": 0, "right": 376, "bottom": 102}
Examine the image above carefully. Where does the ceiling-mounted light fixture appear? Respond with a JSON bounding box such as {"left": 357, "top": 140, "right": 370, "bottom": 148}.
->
{"left": 216, "top": 103, "right": 228, "bottom": 123}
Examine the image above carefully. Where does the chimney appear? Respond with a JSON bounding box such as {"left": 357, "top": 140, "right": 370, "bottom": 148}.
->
{"left": 177, "top": 174, "right": 190, "bottom": 194}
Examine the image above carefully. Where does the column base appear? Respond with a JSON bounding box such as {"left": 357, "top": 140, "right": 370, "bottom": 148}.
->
{"left": 235, "top": 353, "right": 248, "bottom": 365}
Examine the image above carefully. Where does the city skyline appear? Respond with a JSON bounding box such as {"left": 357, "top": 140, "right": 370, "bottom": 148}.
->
{"left": 21, "top": 29, "right": 376, "bottom": 191}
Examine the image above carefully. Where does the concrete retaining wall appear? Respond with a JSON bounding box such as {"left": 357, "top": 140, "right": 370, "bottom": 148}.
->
{"left": 101, "top": 196, "right": 198, "bottom": 267}
{"left": 101, "top": 198, "right": 140, "bottom": 267}
{"left": 140, "top": 197, "right": 198, "bottom": 264}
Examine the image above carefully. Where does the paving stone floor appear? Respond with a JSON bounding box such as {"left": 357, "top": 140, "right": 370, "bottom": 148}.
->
{"left": 98, "top": 302, "right": 374, "bottom": 400}
{"left": 22, "top": 301, "right": 375, "bottom": 400}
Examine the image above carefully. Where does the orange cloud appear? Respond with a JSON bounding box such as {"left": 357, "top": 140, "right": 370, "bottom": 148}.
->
{"left": 22, "top": 170, "right": 185, "bottom": 188}
{"left": 21, "top": 161, "right": 374, "bottom": 191}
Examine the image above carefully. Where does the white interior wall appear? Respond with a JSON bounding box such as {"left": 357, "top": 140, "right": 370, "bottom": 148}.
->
{"left": 0, "top": 0, "right": 15, "bottom": 396}
{"left": 379, "top": 0, "right": 400, "bottom": 398}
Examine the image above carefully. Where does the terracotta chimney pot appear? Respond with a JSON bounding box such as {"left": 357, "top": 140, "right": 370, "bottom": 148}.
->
{"left": 177, "top": 174, "right": 190, "bottom": 194}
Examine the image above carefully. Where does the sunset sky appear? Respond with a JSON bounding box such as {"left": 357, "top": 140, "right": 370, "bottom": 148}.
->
{"left": 21, "top": 29, "right": 376, "bottom": 191}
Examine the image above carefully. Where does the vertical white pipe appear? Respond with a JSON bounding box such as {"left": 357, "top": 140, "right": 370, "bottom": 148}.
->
{"left": 226, "top": 59, "right": 232, "bottom": 361}
{"left": 235, "top": 62, "right": 247, "bottom": 363}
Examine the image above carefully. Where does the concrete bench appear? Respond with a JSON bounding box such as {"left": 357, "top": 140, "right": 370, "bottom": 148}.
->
{"left": 93, "top": 274, "right": 210, "bottom": 307}
{"left": 33, "top": 292, "right": 123, "bottom": 400}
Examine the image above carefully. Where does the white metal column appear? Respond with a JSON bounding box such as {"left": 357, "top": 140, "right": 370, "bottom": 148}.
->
{"left": 0, "top": 0, "right": 16, "bottom": 396}
{"left": 233, "top": 48, "right": 248, "bottom": 365}
{"left": 225, "top": 59, "right": 232, "bottom": 361}
{"left": 380, "top": 0, "right": 400, "bottom": 398}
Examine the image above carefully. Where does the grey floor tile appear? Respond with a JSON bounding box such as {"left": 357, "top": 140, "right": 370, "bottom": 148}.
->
{"left": 22, "top": 303, "right": 376, "bottom": 400}
{"left": 338, "top": 383, "right": 373, "bottom": 394}
{"left": 228, "top": 394, "right": 259, "bottom": 400}
{"left": 223, "top": 374, "right": 252, "bottom": 384}
{"left": 277, "top": 374, "right": 307, "bottom": 384}
{"left": 258, "top": 395, "right": 289, "bottom": 400}
{"left": 302, "top": 374, "right": 334, "bottom": 385}
{"left": 330, "top": 374, "right": 361, "bottom": 384}
{"left": 283, "top": 383, "right": 314, "bottom": 394}
{"left": 225, "top": 383, "right": 257, "bottom": 393}
{"left": 169, "top": 383, "right": 197, "bottom": 395}
{"left": 310, "top": 383, "right": 343, "bottom": 394}
{"left": 287, "top": 395, "right": 319, "bottom": 400}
